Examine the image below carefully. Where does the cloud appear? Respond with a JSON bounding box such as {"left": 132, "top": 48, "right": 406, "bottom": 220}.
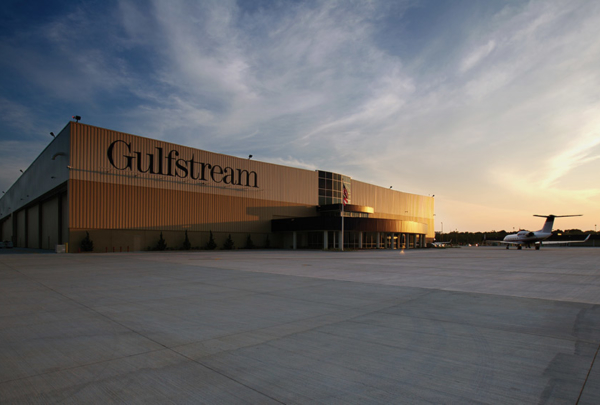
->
{"left": 460, "top": 40, "right": 496, "bottom": 73}
{"left": 541, "top": 133, "right": 600, "bottom": 189}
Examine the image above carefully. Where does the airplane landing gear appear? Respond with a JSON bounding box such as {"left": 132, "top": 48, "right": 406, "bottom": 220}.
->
{"left": 517, "top": 246, "right": 522, "bottom": 250}
{"left": 535, "top": 245, "right": 540, "bottom": 250}
{"left": 506, "top": 245, "right": 509, "bottom": 249}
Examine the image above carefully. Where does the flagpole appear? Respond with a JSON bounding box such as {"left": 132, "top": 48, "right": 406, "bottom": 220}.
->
{"left": 342, "top": 184, "right": 348, "bottom": 252}
{"left": 341, "top": 201, "right": 344, "bottom": 252}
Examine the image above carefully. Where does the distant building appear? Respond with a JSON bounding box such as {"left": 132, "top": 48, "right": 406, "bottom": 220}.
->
{"left": 0, "top": 122, "right": 434, "bottom": 252}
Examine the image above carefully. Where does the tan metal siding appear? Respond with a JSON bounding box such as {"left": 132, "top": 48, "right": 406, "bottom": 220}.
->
{"left": 70, "top": 180, "right": 315, "bottom": 233}
{"left": 66, "top": 123, "right": 433, "bottom": 239}
{"left": 68, "top": 123, "right": 318, "bottom": 233}
{"left": 351, "top": 180, "right": 434, "bottom": 238}
{"left": 61, "top": 193, "right": 68, "bottom": 244}
{"left": 69, "top": 123, "right": 317, "bottom": 205}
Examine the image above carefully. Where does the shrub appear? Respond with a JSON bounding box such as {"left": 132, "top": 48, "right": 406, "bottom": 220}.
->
{"left": 223, "top": 234, "right": 234, "bottom": 250}
{"left": 182, "top": 230, "right": 191, "bottom": 250}
{"left": 80, "top": 232, "right": 94, "bottom": 252}
{"left": 206, "top": 231, "right": 217, "bottom": 250}
{"left": 155, "top": 232, "right": 167, "bottom": 251}
{"left": 245, "top": 234, "right": 254, "bottom": 249}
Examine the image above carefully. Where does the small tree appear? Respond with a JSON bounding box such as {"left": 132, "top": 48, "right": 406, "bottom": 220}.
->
{"left": 80, "top": 232, "right": 94, "bottom": 252}
{"left": 206, "top": 230, "right": 217, "bottom": 250}
{"left": 245, "top": 234, "right": 254, "bottom": 249}
{"left": 182, "top": 230, "right": 191, "bottom": 250}
{"left": 155, "top": 232, "right": 167, "bottom": 251}
{"left": 223, "top": 234, "right": 234, "bottom": 250}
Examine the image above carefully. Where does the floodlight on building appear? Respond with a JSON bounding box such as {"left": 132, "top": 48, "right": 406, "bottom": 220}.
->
{"left": 19, "top": 170, "right": 23, "bottom": 173}
{"left": 51, "top": 152, "right": 67, "bottom": 160}
{"left": 50, "top": 132, "right": 55, "bottom": 138}
{"left": 72, "top": 115, "right": 81, "bottom": 122}
{"left": 249, "top": 155, "right": 253, "bottom": 159}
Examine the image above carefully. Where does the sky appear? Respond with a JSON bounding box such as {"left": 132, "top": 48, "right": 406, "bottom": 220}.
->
{"left": 1, "top": 0, "right": 599, "bottom": 233}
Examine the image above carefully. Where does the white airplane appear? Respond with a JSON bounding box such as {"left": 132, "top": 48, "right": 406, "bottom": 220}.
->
{"left": 430, "top": 239, "right": 452, "bottom": 248}
{"left": 499, "top": 215, "right": 589, "bottom": 250}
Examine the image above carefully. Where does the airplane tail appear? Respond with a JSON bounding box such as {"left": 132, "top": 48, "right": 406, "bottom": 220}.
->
{"left": 533, "top": 214, "right": 582, "bottom": 233}
{"left": 538, "top": 215, "right": 556, "bottom": 233}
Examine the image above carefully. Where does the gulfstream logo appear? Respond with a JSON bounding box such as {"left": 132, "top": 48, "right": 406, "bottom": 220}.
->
{"left": 107, "top": 140, "right": 258, "bottom": 188}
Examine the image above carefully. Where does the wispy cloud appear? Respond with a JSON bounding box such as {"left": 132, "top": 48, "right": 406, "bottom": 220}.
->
{"left": 542, "top": 133, "right": 600, "bottom": 189}
{"left": 460, "top": 40, "right": 496, "bottom": 73}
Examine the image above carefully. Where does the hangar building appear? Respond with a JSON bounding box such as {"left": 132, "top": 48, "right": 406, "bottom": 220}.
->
{"left": 0, "top": 122, "right": 434, "bottom": 252}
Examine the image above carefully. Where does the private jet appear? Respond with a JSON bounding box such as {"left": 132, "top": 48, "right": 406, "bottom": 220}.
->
{"left": 429, "top": 240, "right": 452, "bottom": 248}
{"left": 499, "top": 215, "right": 589, "bottom": 250}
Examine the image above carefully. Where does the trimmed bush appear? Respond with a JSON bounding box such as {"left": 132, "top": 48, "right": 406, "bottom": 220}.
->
{"left": 80, "top": 232, "right": 94, "bottom": 252}
{"left": 182, "top": 230, "right": 191, "bottom": 250}
{"left": 154, "top": 232, "right": 167, "bottom": 251}
{"left": 206, "top": 231, "right": 217, "bottom": 250}
{"left": 223, "top": 234, "right": 234, "bottom": 250}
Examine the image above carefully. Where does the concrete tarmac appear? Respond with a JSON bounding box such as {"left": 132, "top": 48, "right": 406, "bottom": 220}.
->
{"left": 1, "top": 247, "right": 599, "bottom": 404}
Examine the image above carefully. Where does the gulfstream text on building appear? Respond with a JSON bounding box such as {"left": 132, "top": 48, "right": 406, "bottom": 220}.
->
{"left": 107, "top": 139, "right": 258, "bottom": 187}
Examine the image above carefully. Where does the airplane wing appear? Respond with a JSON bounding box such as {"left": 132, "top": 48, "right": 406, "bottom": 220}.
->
{"left": 541, "top": 235, "right": 590, "bottom": 245}
{"left": 484, "top": 239, "right": 514, "bottom": 245}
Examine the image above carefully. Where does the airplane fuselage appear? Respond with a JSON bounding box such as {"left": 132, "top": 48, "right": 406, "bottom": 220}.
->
{"left": 503, "top": 231, "right": 552, "bottom": 248}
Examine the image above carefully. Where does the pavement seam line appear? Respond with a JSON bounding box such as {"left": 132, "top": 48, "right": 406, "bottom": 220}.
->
{"left": 171, "top": 351, "right": 287, "bottom": 405}
{"left": 575, "top": 341, "right": 600, "bottom": 405}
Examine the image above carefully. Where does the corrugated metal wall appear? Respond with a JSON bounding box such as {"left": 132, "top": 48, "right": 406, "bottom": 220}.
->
{"left": 0, "top": 217, "right": 10, "bottom": 240}
{"left": 351, "top": 180, "right": 434, "bottom": 238}
{"left": 69, "top": 123, "right": 318, "bottom": 232}
{"left": 41, "top": 198, "right": 59, "bottom": 249}
{"left": 70, "top": 180, "right": 316, "bottom": 232}
{"left": 26, "top": 207, "right": 38, "bottom": 248}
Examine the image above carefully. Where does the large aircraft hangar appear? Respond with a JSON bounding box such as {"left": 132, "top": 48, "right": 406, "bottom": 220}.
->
{"left": 0, "top": 122, "right": 434, "bottom": 252}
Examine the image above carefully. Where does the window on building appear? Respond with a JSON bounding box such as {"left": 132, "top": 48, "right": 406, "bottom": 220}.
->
{"left": 318, "top": 171, "right": 351, "bottom": 205}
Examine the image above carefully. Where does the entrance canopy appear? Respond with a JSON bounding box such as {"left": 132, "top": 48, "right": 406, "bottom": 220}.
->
{"left": 272, "top": 216, "right": 428, "bottom": 234}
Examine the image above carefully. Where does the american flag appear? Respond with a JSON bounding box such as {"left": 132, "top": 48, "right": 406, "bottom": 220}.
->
{"left": 343, "top": 184, "right": 349, "bottom": 205}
